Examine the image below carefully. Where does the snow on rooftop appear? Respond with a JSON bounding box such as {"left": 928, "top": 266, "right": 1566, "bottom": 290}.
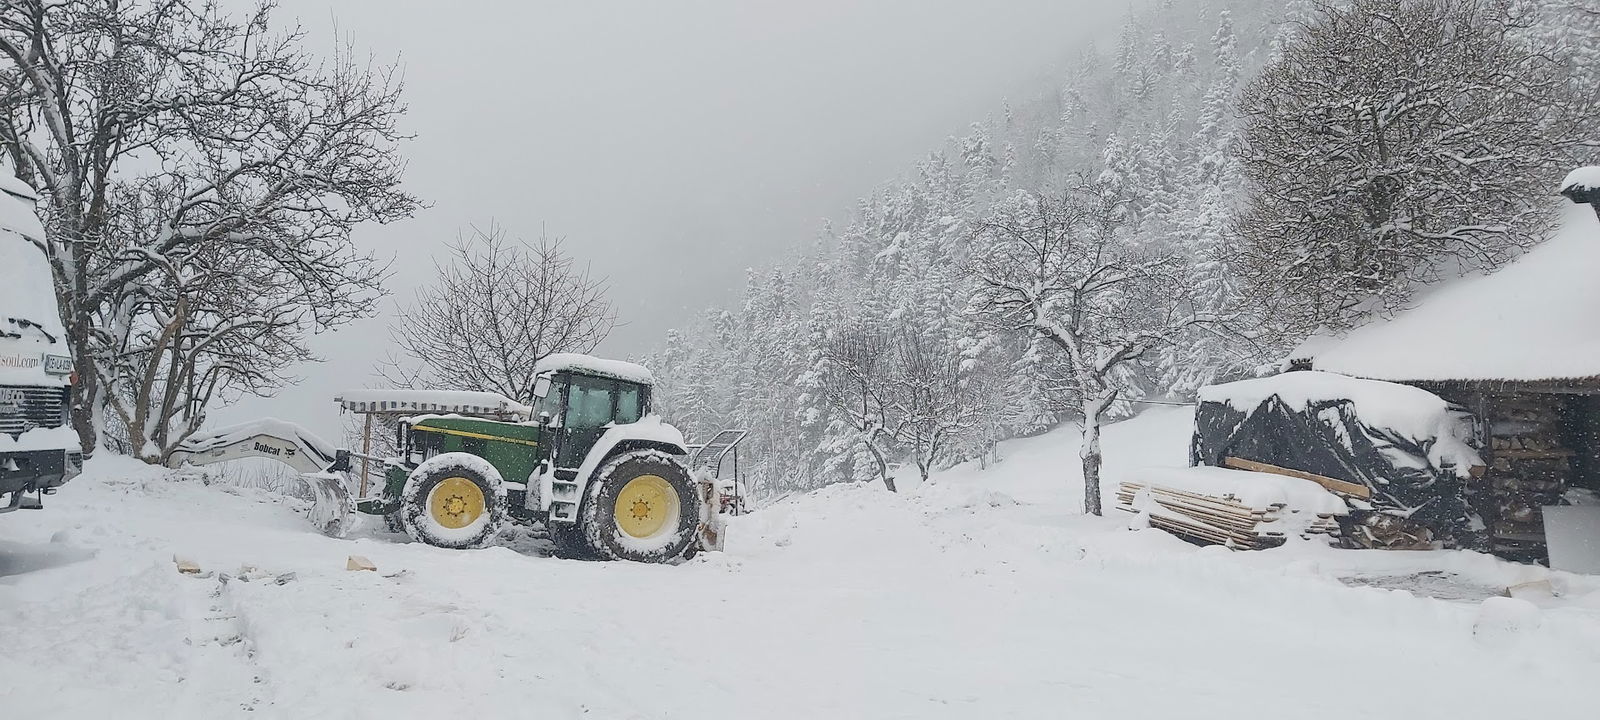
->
{"left": 1306, "top": 204, "right": 1600, "bottom": 383}
{"left": 1200, "top": 370, "right": 1464, "bottom": 436}
{"left": 0, "top": 167, "right": 69, "bottom": 388}
{"left": 534, "top": 353, "right": 654, "bottom": 384}
{"left": 1561, "top": 166, "right": 1600, "bottom": 193}
{"left": 0, "top": 168, "right": 39, "bottom": 202}
{"left": 0, "top": 169, "right": 45, "bottom": 244}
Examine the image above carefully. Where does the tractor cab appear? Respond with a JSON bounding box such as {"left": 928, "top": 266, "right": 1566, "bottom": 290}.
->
{"left": 529, "top": 356, "right": 653, "bottom": 470}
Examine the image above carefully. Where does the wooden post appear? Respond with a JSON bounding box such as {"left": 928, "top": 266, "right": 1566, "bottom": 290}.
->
{"left": 360, "top": 413, "right": 373, "bottom": 497}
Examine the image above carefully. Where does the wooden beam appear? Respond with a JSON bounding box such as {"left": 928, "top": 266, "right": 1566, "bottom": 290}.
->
{"left": 360, "top": 413, "right": 373, "bottom": 497}
{"left": 1221, "top": 456, "right": 1372, "bottom": 499}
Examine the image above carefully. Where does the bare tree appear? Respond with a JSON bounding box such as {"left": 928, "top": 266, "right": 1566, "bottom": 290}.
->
{"left": 98, "top": 240, "right": 311, "bottom": 462}
{"left": 384, "top": 225, "right": 616, "bottom": 401}
{"left": 1236, "top": 0, "right": 1593, "bottom": 337}
{"left": 967, "top": 185, "right": 1205, "bottom": 516}
{"left": 0, "top": 0, "right": 418, "bottom": 453}
{"left": 884, "top": 331, "right": 976, "bottom": 483}
{"left": 819, "top": 322, "right": 898, "bottom": 491}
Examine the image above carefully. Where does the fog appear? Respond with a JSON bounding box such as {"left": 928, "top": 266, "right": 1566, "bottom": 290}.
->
{"left": 219, "top": 1, "right": 1123, "bottom": 438}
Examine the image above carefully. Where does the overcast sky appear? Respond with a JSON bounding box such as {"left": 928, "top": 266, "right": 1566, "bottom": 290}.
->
{"left": 219, "top": 1, "right": 1123, "bottom": 438}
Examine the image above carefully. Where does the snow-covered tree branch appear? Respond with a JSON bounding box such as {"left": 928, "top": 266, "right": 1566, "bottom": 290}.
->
{"left": 0, "top": 0, "right": 418, "bottom": 454}
{"left": 1235, "top": 0, "right": 1595, "bottom": 337}
{"left": 967, "top": 183, "right": 1206, "bottom": 515}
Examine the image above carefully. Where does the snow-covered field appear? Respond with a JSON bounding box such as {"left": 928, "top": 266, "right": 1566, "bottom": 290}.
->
{"left": 5, "top": 408, "right": 1600, "bottom": 719}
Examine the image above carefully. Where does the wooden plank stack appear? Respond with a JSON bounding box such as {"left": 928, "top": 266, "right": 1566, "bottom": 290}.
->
{"left": 1115, "top": 481, "right": 1341, "bottom": 550}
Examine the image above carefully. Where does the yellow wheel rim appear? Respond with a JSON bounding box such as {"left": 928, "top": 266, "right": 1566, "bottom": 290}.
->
{"left": 614, "top": 474, "right": 678, "bottom": 539}
{"left": 428, "top": 476, "right": 486, "bottom": 530}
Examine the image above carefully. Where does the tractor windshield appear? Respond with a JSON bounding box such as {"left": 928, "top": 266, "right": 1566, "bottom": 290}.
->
{"left": 553, "top": 373, "right": 649, "bottom": 428}
{"left": 566, "top": 375, "right": 614, "bottom": 427}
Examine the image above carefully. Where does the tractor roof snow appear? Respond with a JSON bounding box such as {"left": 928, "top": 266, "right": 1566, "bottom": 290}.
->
{"left": 535, "top": 353, "right": 654, "bottom": 385}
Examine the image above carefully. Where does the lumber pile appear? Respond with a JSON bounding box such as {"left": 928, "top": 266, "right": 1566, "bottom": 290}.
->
{"left": 1116, "top": 481, "right": 1341, "bottom": 550}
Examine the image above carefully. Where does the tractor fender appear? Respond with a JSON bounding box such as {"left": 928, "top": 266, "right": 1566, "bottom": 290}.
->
{"left": 538, "top": 416, "right": 689, "bottom": 522}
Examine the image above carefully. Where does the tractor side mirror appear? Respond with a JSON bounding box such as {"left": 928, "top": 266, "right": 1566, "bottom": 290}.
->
{"left": 532, "top": 374, "right": 553, "bottom": 399}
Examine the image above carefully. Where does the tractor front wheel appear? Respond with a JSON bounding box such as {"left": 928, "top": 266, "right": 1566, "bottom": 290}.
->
{"left": 399, "top": 452, "right": 507, "bottom": 549}
{"left": 578, "top": 450, "right": 700, "bottom": 563}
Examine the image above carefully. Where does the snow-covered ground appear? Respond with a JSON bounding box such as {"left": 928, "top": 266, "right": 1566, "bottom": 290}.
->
{"left": 4, "top": 408, "right": 1600, "bottom": 719}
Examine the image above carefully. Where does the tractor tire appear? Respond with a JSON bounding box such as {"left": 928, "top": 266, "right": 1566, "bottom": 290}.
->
{"left": 399, "top": 452, "right": 507, "bottom": 549}
{"left": 578, "top": 449, "right": 700, "bottom": 563}
{"left": 547, "top": 522, "right": 595, "bottom": 560}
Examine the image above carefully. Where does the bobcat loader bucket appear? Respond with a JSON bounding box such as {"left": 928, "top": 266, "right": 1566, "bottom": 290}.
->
{"left": 168, "top": 419, "right": 355, "bottom": 537}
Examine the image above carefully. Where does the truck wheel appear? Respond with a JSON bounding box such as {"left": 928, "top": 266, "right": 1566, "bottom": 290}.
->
{"left": 400, "top": 452, "right": 507, "bottom": 549}
{"left": 580, "top": 449, "right": 700, "bottom": 563}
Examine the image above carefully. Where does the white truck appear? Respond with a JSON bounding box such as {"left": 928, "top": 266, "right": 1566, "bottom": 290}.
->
{"left": 0, "top": 169, "right": 79, "bottom": 515}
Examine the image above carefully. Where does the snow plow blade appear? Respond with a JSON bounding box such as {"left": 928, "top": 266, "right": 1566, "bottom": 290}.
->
{"left": 168, "top": 419, "right": 355, "bottom": 537}
{"left": 300, "top": 471, "right": 356, "bottom": 537}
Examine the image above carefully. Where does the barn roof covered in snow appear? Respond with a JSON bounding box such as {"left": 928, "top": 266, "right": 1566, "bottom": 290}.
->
{"left": 1302, "top": 203, "right": 1600, "bottom": 384}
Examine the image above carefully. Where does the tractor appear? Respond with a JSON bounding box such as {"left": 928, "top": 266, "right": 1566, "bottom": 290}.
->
{"left": 169, "top": 354, "right": 745, "bottom": 563}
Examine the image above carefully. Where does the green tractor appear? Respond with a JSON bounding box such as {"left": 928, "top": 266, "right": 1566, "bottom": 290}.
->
{"left": 170, "top": 354, "right": 743, "bottom": 563}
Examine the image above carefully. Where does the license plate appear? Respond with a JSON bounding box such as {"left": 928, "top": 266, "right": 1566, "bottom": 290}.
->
{"left": 43, "top": 354, "right": 72, "bottom": 375}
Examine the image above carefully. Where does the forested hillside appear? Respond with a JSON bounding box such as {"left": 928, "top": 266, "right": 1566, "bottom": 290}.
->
{"left": 649, "top": 0, "right": 1599, "bottom": 500}
{"left": 650, "top": 0, "right": 1288, "bottom": 497}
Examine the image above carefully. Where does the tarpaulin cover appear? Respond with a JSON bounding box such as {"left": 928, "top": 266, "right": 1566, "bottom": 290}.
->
{"left": 1190, "top": 381, "right": 1482, "bottom": 544}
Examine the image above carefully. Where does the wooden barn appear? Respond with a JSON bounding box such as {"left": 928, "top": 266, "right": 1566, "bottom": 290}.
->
{"left": 1298, "top": 170, "right": 1600, "bottom": 564}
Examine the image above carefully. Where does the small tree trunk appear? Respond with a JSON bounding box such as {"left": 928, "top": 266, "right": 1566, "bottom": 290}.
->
{"left": 863, "top": 437, "right": 895, "bottom": 493}
{"left": 1081, "top": 418, "right": 1104, "bottom": 516}
{"left": 1079, "top": 389, "right": 1114, "bottom": 516}
{"left": 68, "top": 313, "right": 98, "bottom": 456}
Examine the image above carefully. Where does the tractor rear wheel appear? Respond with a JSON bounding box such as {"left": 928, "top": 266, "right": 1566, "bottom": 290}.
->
{"left": 579, "top": 449, "right": 700, "bottom": 563}
{"left": 399, "top": 452, "right": 507, "bottom": 549}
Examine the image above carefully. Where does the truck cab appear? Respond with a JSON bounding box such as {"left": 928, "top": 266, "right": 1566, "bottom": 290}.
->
{"left": 0, "top": 170, "right": 79, "bottom": 515}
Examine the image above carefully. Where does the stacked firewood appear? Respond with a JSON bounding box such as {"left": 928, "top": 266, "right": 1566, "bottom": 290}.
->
{"left": 1115, "top": 482, "right": 1341, "bottom": 550}
{"left": 1484, "top": 394, "right": 1572, "bottom": 550}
